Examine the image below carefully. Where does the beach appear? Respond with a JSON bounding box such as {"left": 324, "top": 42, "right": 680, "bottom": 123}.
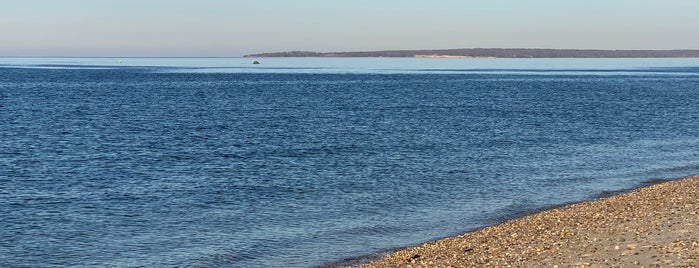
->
{"left": 357, "top": 175, "right": 699, "bottom": 267}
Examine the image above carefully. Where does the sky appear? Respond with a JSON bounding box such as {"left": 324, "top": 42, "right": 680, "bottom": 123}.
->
{"left": 1, "top": 0, "right": 698, "bottom": 57}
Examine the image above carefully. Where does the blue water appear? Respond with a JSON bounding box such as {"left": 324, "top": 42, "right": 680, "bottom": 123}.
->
{"left": 2, "top": 58, "right": 699, "bottom": 267}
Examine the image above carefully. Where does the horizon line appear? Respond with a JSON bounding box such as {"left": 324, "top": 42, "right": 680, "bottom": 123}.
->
{"left": 4, "top": 47, "right": 699, "bottom": 58}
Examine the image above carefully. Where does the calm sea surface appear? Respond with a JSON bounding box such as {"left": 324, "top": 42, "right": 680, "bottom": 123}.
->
{"left": 2, "top": 58, "right": 699, "bottom": 267}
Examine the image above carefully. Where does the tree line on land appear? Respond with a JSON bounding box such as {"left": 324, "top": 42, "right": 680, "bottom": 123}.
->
{"left": 245, "top": 48, "right": 699, "bottom": 58}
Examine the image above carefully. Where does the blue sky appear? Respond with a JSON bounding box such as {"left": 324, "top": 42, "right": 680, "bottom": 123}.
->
{"left": 1, "top": 0, "right": 698, "bottom": 56}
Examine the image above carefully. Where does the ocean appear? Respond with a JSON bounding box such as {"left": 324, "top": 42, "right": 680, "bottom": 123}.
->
{"left": 1, "top": 57, "right": 699, "bottom": 267}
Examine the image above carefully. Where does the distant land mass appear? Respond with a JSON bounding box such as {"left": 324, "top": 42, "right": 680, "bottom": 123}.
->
{"left": 244, "top": 48, "right": 699, "bottom": 58}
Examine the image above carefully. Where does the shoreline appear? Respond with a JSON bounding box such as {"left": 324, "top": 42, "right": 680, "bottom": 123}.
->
{"left": 333, "top": 175, "right": 699, "bottom": 267}
{"left": 244, "top": 56, "right": 699, "bottom": 59}
{"left": 243, "top": 48, "right": 699, "bottom": 58}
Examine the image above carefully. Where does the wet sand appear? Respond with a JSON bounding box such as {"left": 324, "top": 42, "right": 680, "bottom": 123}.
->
{"left": 356, "top": 175, "right": 699, "bottom": 267}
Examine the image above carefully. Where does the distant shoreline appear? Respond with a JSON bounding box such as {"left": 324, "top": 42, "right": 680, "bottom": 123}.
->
{"left": 413, "top": 55, "right": 496, "bottom": 59}
{"left": 244, "top": 48, "right": 699, "bottom": 58}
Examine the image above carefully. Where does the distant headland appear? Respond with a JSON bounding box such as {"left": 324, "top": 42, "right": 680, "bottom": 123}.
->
{"left": 244, "top": 48, "right": 699, "bottom": 58}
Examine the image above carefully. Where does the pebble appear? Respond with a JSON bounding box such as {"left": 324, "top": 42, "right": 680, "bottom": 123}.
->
{"left": 355, "top": 175, "right": 699, "bottom": 267}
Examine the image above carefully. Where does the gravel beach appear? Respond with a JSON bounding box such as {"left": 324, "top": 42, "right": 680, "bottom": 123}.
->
{"left": 356, "top": 175, "right": 699, "bottom": 267}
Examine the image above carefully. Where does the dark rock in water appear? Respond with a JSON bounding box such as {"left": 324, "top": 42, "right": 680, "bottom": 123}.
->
{"left": 252, "top": 61, "right": 260, "bottom": 64}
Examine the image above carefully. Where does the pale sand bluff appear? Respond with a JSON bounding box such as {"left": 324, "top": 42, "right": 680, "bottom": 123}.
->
{"left": 356, "top": 175, "right": 699, "bottom": 267}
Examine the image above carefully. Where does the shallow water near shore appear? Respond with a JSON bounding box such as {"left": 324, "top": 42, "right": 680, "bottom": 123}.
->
{"left": 2, "top": 58, "right": 699, "bottom": 267}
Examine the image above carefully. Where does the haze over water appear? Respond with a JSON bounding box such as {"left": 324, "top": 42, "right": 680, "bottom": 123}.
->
{"left": 2, "top": 58, "right": 699, "bottom": 267}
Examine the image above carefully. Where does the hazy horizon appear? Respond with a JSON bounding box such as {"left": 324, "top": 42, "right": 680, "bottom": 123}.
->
{"left": 2, "top": 0, "right": 699, "bottom": 57}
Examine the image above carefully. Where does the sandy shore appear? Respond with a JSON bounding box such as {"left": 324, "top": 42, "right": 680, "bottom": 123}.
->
{"left": 355, "top": 175, "right": 699, "bottom": 267}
